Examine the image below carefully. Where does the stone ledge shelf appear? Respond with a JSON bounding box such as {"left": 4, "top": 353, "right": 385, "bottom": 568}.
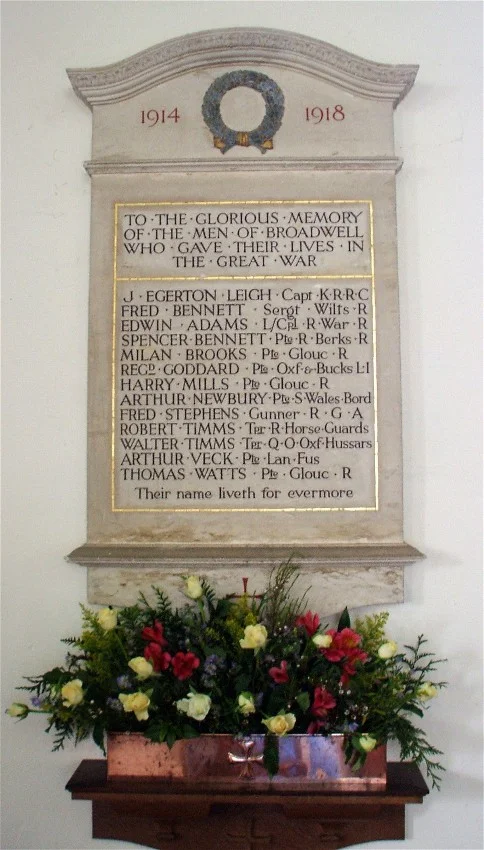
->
{"left": 68, "top": 542, "right": 423, "bottom": 568}
{"left": 67, "top": 543, "right": 423, "bottom": 611}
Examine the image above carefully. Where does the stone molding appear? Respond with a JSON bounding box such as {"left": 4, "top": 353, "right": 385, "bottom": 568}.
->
{"left": 84, "top": 157, "right": 404, "bottom": 175}
{"left": 67, "top": 27, "right": 418, "bottom": 109}
{"left": 66, "top": 544, "right": 422, "bottom": 610}
{"left": 68, "top": 542, "right": 423, "bottom": 569}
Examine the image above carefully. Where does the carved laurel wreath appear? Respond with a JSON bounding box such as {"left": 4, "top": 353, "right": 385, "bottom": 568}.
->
{"left": 202, "top": 70, "right": 285, "bottom": 154}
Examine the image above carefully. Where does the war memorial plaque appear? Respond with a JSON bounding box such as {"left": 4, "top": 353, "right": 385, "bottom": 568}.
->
{"left": 114, "top": 200, "right": 375, "bottom": 512}
{"left": 67, "top": 29, "right": 423, "bottom": 608}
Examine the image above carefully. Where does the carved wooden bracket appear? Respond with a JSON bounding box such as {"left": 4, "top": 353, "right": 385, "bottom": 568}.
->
{"left": 67, "top": 760, "right": 428, "bottom": 850}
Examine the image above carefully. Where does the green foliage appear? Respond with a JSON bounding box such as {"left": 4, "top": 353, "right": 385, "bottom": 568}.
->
{"left": 138, "top": 587, "right": 173, "bottom": 622}
{"left": 259, "top": 559, "right": 308, "bottom": 633}
{"left": 337, "top": 607, "right": 351, "bottom": 631}
{"left": 145, "top": 720, "right": 200, "bottom": 748}
{"left": 295, "top": 691, "right": 310, "bottom": 712}
{"left": 263, "top": 735, "right": 279, "bottom": 778}
{"left": 354, "top": 611, "right": 390, "bottom": 655}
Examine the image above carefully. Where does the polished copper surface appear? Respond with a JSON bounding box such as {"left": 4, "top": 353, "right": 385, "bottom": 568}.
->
{"left": 107, "top": 733, "right": 387, "bottom": 788}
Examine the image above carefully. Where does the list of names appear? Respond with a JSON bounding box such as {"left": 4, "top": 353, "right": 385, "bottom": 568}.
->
{"left": 113, "top": 202, "right": 377, "bottom": 511}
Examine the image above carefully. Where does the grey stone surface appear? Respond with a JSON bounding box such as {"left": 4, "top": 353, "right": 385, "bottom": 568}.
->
{"left": 67, "top": 28, "right": 422, "bottom": 607}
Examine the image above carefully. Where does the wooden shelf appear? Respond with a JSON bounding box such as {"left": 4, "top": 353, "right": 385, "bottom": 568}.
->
{"left": 67, "top": 760, "right": 428, "bottom": 850}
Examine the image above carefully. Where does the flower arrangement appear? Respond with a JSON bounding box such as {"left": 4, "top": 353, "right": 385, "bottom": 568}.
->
{"left": 7, "top": 563, "right": 446, "bottom": 786}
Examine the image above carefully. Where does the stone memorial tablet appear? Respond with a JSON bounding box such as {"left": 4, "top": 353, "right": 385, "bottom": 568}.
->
{"left": 114, "top": 200, "right": 375, "bottom": 512}
{"left": 67, "top": 28, "right": 423, "bottom": 610}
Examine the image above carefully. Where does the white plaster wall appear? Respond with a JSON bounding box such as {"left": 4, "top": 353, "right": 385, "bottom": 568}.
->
{"left": 1, "top": 2, "right": 482, "bottom": 848}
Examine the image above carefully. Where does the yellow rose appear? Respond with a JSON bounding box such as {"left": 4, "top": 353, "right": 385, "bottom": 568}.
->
{"left": 184, "top": 576, "right": 203, "bottom": 600}
{"left": 119, "top": 692, "right": 150, "bottom": 721}
{"left": 359, "top": 734, "right": 378, "bottom": 753}
{"left": 313, "top": 634, "right": 333, "bottom": 648}
{"left": 262, "top": 713, "right": 296, "bottom": 736}
{"left": 239, "top": 624, "right": 268, "bottom": 651}
{"left": 176, "top": 692, "right": 211, "bottom": 721}
{"left": 61, "top": 679, "right": 84, "bottom": 707}
{"left": 7, "top": 702, "right": 29, "bottom": 718}
{"left": 418, "top": 682, "right": 438, "bottom": 701}
{"left": 128, "top": 657, "right": 154, "bottom": 680}
{"left": 238, "top": 693, "right": 256, "bottom": 715}
{"left": 378, "top": 640, "right": 398, "bottom": 659}
{"left": 97, "top": 607, "right": 117, "bottom": 631}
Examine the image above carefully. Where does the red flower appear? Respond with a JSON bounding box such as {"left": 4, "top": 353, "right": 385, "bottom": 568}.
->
{"left": 340, "top": 647, "right": 368, "bottom": 684}
{"left": 311, "top": 686, "right": 337, "bottom": 717}
{"left": 171, "top": 652, "right": 200, "bottom": 681}
{"left": 144, "top": 643, "right": 171, "bottom": 672}
{"left": 319, "top": 627, "right": 368, "bottom": 684}
{"left": 141, "top": 620, "right": 168, "bottom": 647}
{"left": 295, "top": 610, "right": 321, "bottom": 637}
{"left": 269, "top": 660, "right": 289, "bottom": 684}
{"left": 307, "top": 720, "right": 325, "bottom": 735}
{"left": 321, "top": 628, "right": 364, "bottom": 662}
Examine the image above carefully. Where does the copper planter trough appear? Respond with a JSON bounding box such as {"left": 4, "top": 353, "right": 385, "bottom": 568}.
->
{"left": 107, "top": 733, "right": 387, "bottom": 790}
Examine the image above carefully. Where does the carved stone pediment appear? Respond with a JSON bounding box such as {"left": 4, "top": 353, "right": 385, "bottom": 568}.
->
{"left": 67, "top": 27, "right": 418, "bottom": 109}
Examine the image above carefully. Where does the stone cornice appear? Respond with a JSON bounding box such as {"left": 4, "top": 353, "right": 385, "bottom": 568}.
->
{"left": 68, "top": 542, "right": 424, "bottom": 570}
{"left": 84, "top": 157, "right": 404, "bottom": 175}
{"left": 67, "top": 28, "right": 418, "bottom": 110}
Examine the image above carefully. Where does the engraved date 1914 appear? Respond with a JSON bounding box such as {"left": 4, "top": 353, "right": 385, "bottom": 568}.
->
{"left": 140, "top": 108, "right": 180, "bottom": 125}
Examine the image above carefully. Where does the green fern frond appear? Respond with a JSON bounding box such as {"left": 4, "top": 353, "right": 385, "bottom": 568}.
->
{"left": 259, "top": 559, "right": 308, "bottom": 632}
{"left": 355, "top": 611, "right": 390, "bottom": 654}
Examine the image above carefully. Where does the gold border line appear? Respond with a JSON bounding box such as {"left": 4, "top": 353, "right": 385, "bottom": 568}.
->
{"left": 115, "top": 200, "right": 373, "bottom": 206}
{"left": 112, "top": 200, "right": 377, "bottom": 513}
{"left": 369, "top": 201, "right": 379, "bottom": 511}
{"left": 111, "top": 506, "right": 378, "bottom": 513}
{"left": 116, "top": 274, "right": 373, "bottom": 282}
{"left": 111, "top": 204, "right": 119, "bottom": 512}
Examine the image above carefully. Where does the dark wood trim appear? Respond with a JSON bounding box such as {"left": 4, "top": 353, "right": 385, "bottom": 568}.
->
{"left": 67, "top": 760, "right": 428, "bottom": 850}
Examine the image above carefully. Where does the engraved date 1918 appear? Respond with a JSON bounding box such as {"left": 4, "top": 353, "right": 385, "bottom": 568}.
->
{"left": 305, "top": 105, "right": 345, "bottom": 123}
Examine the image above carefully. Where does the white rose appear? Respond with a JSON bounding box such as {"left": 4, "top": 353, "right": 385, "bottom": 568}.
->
{"left": 378, "top": 640, "right": 398, "bottom": 659}
{"left": 97, "top": 607, "right": 117, "bottom": 631}
{"left": 238, "top": 693, "right": 256, "bottom": 715}
{"left": 7, "top": 702, "right": 29, "bottom": 718}
{"left": 128, "top": 657, "right": 154, "bottom": 680}
{"left": 176, "top": 692, "right": 211, "bottom": 721}
{"left": 61, "top": 679, "right": 84, "bottom": 707}
{"left": 262, "top": 713, "right": 296, "bottom": 736}
{"left": 239, "top": 624, "right": 268, "bottom": 650}
{"left": 313, "top": 634, "right": 333, "bottom": 648}
{"left": 359, "top": 734, "right": 378, "bottom": 753}
{"left": 184, "top": 576, "right": 204, "bottom": 600}
{"left": 119, "top": 691, "right": 150, "bottom": 721}
{"left": 417, "top": 682, "right": 438, "bottom": 701}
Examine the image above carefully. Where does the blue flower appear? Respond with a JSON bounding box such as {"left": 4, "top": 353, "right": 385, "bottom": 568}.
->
{"left": 203, "top": 654, "right": 223, "bottom": 677}
{"left": 116, "top": 675, "right": 132, "bottom": 689}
